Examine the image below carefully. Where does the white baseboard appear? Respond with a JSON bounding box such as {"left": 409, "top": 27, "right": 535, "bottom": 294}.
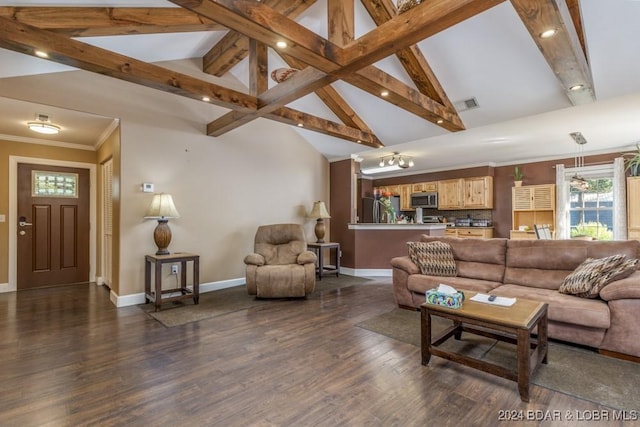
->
{"left": 0, "top": 282, "right": 13, "bottom": 293}
{"left": 110, "top": 277, "right": 246, "bottom": 307}
{"left": 340, "top": 267, "right": 392, "bottom": 277}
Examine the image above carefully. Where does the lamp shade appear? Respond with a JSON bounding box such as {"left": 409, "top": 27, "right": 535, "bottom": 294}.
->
{"left": 144, "top": 193, "right": 180, "bottom": 219}
{"left": 309, "top": 201, "right": 331, "bottom": 219}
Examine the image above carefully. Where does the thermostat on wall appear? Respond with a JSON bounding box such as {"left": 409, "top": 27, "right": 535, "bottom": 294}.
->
{"left": 142, "top": 183, "right": 154, "bottom": 193}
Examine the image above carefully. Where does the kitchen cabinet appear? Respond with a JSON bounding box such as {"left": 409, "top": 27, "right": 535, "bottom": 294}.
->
{"left": 463, "top": 176, "right": 493, "bottom": 209}
{"left": 412, "top": 182, "right": 437, "bottom": 193}
{"left": 438, "top": 179, "right": 463, "bottom": 210}
{"left": 400, "top": 184, "right": 414, "bottom": 211}
{"left": 438, "top": 176, "right": 493, "bottom": 210}
{"left": 446, "top": 228, "right": 494, "bottom": 239}
{"left": 511, "top": 184, "right": 556, "bottom": 239}
{"left": 628, "top": 177, "right": 640, "bottom": 240}
{"left": 386, "top": 185, "right": 401, "bottom": 196}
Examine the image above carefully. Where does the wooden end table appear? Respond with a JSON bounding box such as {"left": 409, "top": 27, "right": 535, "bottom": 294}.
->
{"left": 307, "top": 242, "right": 340, "bottom": 280}
{"left": 145, "top": 252, "right": 199, "bottom": 311}
{"left": 420, "top": 292, "right": 548, "bottom": 402}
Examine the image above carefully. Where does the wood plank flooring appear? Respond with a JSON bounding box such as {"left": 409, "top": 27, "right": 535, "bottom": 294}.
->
{"left": 0, "top": 279, "right": 627, "bottom": 426}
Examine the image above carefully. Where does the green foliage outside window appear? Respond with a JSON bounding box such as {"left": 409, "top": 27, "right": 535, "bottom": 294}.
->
{"left": 570, "top": 222, "right": 613, "bottom": 241}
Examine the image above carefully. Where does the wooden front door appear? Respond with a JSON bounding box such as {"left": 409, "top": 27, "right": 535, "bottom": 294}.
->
{"left": 17, "top": 163, "right": 90, "bottom": 289}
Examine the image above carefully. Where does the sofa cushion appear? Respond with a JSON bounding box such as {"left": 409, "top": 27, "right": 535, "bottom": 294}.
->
{"left": 420, "top": 236, "right": 507, "bottom": 282}
{"left": 558, "top": 254, "right": 627, "bottom": 297}
{"left": 407, "top": 241, "right": 457, "bottom": 277}
{"left": 491, "top": 285, "right": 610, "bottom": 329}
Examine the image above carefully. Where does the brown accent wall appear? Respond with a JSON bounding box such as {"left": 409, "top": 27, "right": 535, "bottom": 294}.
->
{"left": 331, "top": 153, "right": 624, "bottom": 258}
{"left": 330, "top": 159, "right": 356, "bottom": 268}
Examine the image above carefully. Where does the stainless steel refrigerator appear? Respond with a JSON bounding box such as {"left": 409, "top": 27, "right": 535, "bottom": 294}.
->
{"left": 361, "top": 196, "right": 400, "bottom": 223}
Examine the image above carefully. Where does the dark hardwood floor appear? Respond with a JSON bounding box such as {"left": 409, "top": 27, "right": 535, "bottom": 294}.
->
{"left": 0, "top": 279, "right": 626, "bottom": 426}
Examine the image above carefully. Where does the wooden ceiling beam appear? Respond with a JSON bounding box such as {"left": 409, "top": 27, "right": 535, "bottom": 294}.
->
{"left": 203, "top": 0, "right": 317, "bottom": 77}
{"left": 207, "top": 66, "right": 335, "bottom": 136}
{"left": 265, "top": 107, "right": 383, "bottom": 149}
{"left": 347, "top": 66, "right": 465, "bottom": 131}
{"left": 342, "top": 0, "right": 505, "bottom": 73}
{"left": 171, "top": 0, "right": 343, "bottom": 73}
{"left": 328, "top": 0, "right": 354, "bottom": 46}
{"left": 359, "top": 0, "right": 456, "bottom": 110}
{"left": 0, "top": 7, "right": 225, "bottom": 37}
{"left": 282, "top": 54, "right": 381, "bottom": 144}
{"left": 0, "top": 17, "right": 256, "bottom": 112}
{"left": 186, "top": 0, "right": 491, "bottom": 136}
{"left": 249, "top": 40, "right": 268, "bottom": 96}
{"left": 565, "top": 0, "right": 587, "bottom": 61}
{"left": 510, "top": 0, "right": 595, "bottom": 105}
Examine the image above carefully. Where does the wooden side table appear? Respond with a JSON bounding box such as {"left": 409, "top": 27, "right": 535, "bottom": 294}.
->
{"left": 145, "top": 252, "right": 199, "bottom": 311}
{"left": 307, "top": 242, "right": 340, "bottom": 280}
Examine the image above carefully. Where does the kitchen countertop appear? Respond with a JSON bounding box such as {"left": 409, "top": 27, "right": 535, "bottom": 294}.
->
{"left": 348, "top": 223, "right": 447, "bottom": 230}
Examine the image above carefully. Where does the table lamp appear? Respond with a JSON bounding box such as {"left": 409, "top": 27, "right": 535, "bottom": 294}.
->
{"left": 309, "top": 201, "right": 331, "bottom": 243}
{"left": 144, "top": 193, "right": 180, "bottom": 255}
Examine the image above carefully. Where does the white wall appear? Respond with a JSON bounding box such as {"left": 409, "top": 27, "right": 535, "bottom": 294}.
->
{"left": 0, "top": 63, "right": 329, "bottom": 298}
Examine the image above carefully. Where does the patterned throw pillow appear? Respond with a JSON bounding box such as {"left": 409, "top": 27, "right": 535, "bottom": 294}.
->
{"left": 576, "top": 258, "right": 639, "bottom": 298}
{"left": 558, "top": 254, "right": 627, "bottom": 297}
{"left": 407, "top": 241, "right": 457, "bottom": 277}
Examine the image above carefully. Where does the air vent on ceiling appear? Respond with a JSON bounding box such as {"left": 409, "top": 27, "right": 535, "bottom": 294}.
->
{"left": 454, "top": 97, "right": 480, "bottom": 112}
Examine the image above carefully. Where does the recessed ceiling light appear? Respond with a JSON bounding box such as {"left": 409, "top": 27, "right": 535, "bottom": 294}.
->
{"left": 380, "top": 90, "right": 389, "bottom": 97}
{"left": 35, "top": 50, "right": 49, "bottom": 58}
{"left": 539, "top": 28, "right": 557, "bottom": 39}
{"left": 569, "top": 84, "right": 584, "bottom": 91}
{"left": 202, "top": 96, "right": 210, "bottom": 102}
{"left": 276, "top": 41, "right": 287, "bottom": 48}
{"left": 436, "top": 119, "right": 444, "bottom": 124}
{"left": 297, "top": 123, "right": 304, "bottom": 127}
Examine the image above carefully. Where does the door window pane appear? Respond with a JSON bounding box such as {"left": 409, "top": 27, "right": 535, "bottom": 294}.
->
{"left": 32, "top": 171, "right": 78, "bottom": 198}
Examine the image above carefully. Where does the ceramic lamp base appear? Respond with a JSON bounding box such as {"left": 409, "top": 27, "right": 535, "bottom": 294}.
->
{"left": 153, "top": 219, "right": 172, "bottom": 255}
{"left": 314, "top": 218, "right": 326, "bottom": 243}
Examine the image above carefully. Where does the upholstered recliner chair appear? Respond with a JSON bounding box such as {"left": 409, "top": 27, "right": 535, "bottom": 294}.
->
{"left": 244, "top": 224, "right": 317, "bottom": 298}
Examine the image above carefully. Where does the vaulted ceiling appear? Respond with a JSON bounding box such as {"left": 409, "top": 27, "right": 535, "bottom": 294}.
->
{"left": 1, "top": 0, "right": 639, "bottom": 175}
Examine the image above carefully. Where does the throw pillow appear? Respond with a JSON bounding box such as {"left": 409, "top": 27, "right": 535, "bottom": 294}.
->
{"left": 576, "top": 258, "right": 639, "bottom": 298}
{"left": 407, "top": 241, "right": 457, "bottom": 277}
{"left": 558, "top": 254, "right": 627, "bottom": 297}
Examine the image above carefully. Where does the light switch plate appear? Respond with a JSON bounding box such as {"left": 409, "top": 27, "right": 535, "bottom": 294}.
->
{"left": 0, "top": 214, "right": 5, "bottom": 222}
{"left": 142, "top": 183, "right": 154, "bottom": 193}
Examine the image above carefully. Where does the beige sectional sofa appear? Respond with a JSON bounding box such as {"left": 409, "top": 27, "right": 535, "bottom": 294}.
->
{"left": 391, "top": 236, "right": 640, "bottom": 358}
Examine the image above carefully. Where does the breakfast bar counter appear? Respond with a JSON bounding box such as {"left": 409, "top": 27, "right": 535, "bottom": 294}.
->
{"left": 346, "top": 223, "right": 446, "bottom": 271}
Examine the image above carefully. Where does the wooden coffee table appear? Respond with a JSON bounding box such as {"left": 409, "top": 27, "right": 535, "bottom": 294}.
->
{"left": 420, "top": 292, "right": 548, "bottom": 402}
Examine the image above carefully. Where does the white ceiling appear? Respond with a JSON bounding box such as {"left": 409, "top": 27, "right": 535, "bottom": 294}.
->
{"left": 1, "top": 0, "right": 640, "bottom": 175}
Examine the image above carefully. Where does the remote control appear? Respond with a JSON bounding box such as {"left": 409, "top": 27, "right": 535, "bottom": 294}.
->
{"left": 488, "top": 295, "right": 497, "bottom": 302}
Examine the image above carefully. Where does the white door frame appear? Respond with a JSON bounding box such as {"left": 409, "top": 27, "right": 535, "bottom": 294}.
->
{"left": 4, "top": 156, "right": 97, "bottom": 293}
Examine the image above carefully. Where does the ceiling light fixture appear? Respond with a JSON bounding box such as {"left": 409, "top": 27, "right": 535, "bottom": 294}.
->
{"left": 276, "top": 41, "right": 287, "bottom": 48}
{"left": 569, "top": 131, "right": 589, "bottom": 191}
{"left": 202, "top": 96, "right": 210, "bottom": 102}
{"left": 367, "top": 152, "right": 414, "bottom": 174}
{"left": 35, "top": 50, "right": 49, "bottom": 58}
{"left": 569, "top": 84, "right": 584, "bottom": 91}
{"left": 380, "top": 90, "right": 389, "bottom": 97}
{"left": 27, "top": 113, "right": 60, "bottom": 135}
{"left": 539, "top": 28, "right": 558, "bottom": 39}
{"left": 436, "top": 119, "right": 444, "bottom": 124}
{"left": 297, "top": 123, "right": 304, "bottom": 127}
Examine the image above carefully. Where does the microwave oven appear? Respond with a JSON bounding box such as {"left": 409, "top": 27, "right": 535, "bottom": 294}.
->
{"left": 411, "top": 192, "right": 438, "bottom": 208}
